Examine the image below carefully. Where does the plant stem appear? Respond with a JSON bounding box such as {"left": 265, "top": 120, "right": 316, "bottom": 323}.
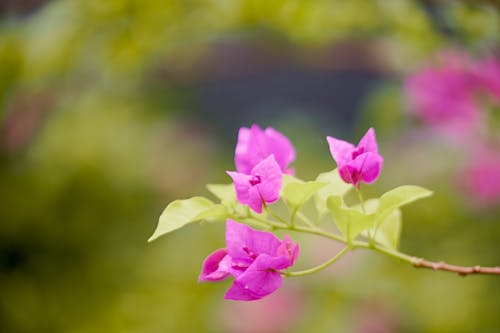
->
{"left": 284, "top": 246, "right": 349, "bottom": 277}
{"left": 230, "top": 213, "right": 288, "bottom": 230}
{"left": 290, "top": 207, "right": 298, "bottom": 227}
{"left": 355, "top": 185, "right": 377, "bottom": 244}
{"left": 233, "top": 210, "right": 500, "bottom": 276}
{"left": 355, "top": 186, "right": 366, "bottom": 214}
{"left": 354, "top": 242, "right": 500, "bottom": 276}
{"left": 279, "top": 224, "right": 500, "bottom": 276}
{"left": 275, "top": 224, "right": 346, "bottom": 243}
{"left": 263, "top": 204, "right": 288, "bottom": 224}
{"left": 296, "top": 211, "right": 317, "bottom": 228}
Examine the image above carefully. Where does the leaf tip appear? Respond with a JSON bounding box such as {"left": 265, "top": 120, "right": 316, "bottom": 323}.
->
{"left": 147, "top": 233, "right": 158, "bottom": 243}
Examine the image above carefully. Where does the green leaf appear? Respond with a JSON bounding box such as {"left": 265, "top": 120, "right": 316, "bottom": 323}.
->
{"left": 327, "top": 195, "right": 374, "bottom": 242}
{"left": 374, "top": 209, "right": 402, "bottom": 249}
{"left": 236, "top": 218, "right": 272, "bottom": 231}
{"left": 207, "top": 183, "right": 249, "bottom": 216}
{"left": 363, "top": 208, "right": 402, "bottom": 249}
{"left": 281, "top": 174, "right": 302, "bottom": 187}
{"left": 282, "top": 179, "right": 326, "bottom": 208}
{"left": 314, "top": 169, "right": 353, "bottom": 216}
{"left": 193, "top": 204, "right": 228, "bottom": 221}
{"left": 377, "top": 185, "right": 433, "bottom": 223}
{"left": 206, "top": 184, "right": 236, "bottom": 204}
{"left": 359, "top": 186, "right": 431, "bottom": 249}
{"left": 149, "top": 197, "right": 220, "bottom": 242}
{"left": 359, "top": 198, "right": 380, "bottom": 214}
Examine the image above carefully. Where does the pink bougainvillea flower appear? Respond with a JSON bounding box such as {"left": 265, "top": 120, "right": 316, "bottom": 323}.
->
{"left": 405, "top": 52, "right": 500, "bottom": 133}
{"left": 459, "top": 148, "right": 500, "bottom": 206}
{"left": 405, "top": 65, "right": 478, "bottom": 127}
{"left": 219, "top": 285, "right": 303, "bottom": 333}
{"left": 235, "top": 124, "right": 295, "bottom": 175}
{"left": 473, "top": 57, "right": 500, "bottom": 101}
{"left": 404, "top": 52, "right": 500, "bottom": 144}
{"left": 227, "top": 154, "right": 282, "bottom": 213}
{"left": 199, "top": 219, "right": 299, "bottom": 301}
{"left": 327, "top": 128, "right": 383, "bottom": 187}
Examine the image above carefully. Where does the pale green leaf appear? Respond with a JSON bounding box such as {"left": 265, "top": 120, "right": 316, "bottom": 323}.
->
{"left": 354, "top": 198, "right": 380, "bottom": 214}
{"left": 283, "top": 180, "right": 326, "bottom": 208}
{"left": 377, "top": 185, "right": 433, "bottom": 223}
{"left": 327, "top": 195, "right": 375, "bottom": 242}
{"left": 282, "top": 174, "right": 302, "bottom": 187}
{"left": 149, "top": 197, "right": 216, "bottom": 242}
{"left": 315, "top": 169, "right": 353, "bottom": 215}
{"left": 193, "top": 204, "right": 228, "bottom": 221}
{"left": 374, "top": 209, "right": 402, "bottom": 249}
{"left": 361, "top": 209, "right": 402, "bottom": 250}
{"left": 206, "top": 183, "right": 248, "bottom": 216}
{"left": 236, "top": 218, "right": 272, "bottom": 231}
{"left": 206, "top": 184, "right": 236, "bottom": 204}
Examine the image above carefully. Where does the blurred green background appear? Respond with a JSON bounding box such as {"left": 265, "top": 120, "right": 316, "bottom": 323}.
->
{"left": 1, "top": 1, "right": 499, "bottom": 332}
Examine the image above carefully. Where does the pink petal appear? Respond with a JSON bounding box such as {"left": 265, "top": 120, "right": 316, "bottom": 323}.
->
{"left": 234, "top": 127, "right": 254, "bottom": 174}
{"left": 254, "top": 253, "right": 292, "bottom": 271}
{"left": 226, "top": 171, "right": 251, "bottom": 205}
{"left": 231, "top": 254, "right": 284, "bottom": 299}
{"left": 248, "top": 185, "right": 263, "bottom": 213}
{"left": 405, "top": 68, "right": 478, "bottom": 126}
{"left": 474, "top": 57, "right": 500, "bottom": 100}
{"left": 327, "top": 136, "right": 355, "bottom": 167}
{"left": 227, "top": 169, "right": 263, "bottom": 213}
{"left": 264, "top": 127, "right": 296, "bottom": 174}
{"left": 328, "top": 129, "right": 384, "bottom": 186}
{"left": 224, "top": 282, "right": 261, "bottom": 301}
{"left": 252, "top": 155, "right": 282, "bottom": 204}
{"left": 359, "top": 152, "right": 383, "bottom": 184}
{"left": 338, "top": 164, "right": 361, "bottom": 186}
{"left": 199, "top": 249, "right": 231, "bottom": 282}
{"left": 234, "top": 124, "right": 269, "bottom": 174}
{"left": 225, "top": 220, "right": 282, "bottom": 261}
{"left": 357, "top": 128, "right": 378, "bottom": 154}
{"left": 460, "top": 149, "right": 500, "bottom": 204}
{"left": 234, "top": 124, "right": 295, "bottom": 174}
{"left": 277, "top": 235, "right": 300, "bottom": 266}
{"left": 340, "top": 152, "right": 383, "bottom": 186}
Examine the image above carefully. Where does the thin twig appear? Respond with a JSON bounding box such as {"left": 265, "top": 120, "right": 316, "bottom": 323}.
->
{"left": 234, "top": 211, "right": 500, "bottom": 276}
{"left": 284, "top": 246, "right": 349, "bottom": 277}
{"left": 355, "top": 241, "right": 500, "bottom": 276}
{"left": 410, "top": 258, "right": 500, "bottom": 276}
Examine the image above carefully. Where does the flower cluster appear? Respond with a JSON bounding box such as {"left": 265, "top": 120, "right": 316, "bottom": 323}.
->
{"left": 151, "top": 121, "right": 499, "bottom": 305}
{"left": 199, "top": 220, "right": 299, "bottom": 301}
{"left": 405, "top": 52, "right": 500, "bottom": 206}
{"left": 459, "top": 147, "right": 500, "bottom": 206}
{"left": 199, "top": 124, "right": 383, "bottom": 301}
{"left": 227, "top": 125, "right": 295, "bottom": 213}
{"left": 327, "top": 128, "right": 383, "bottom": 187}
{"left": 234, "top": 124, "right": 296, "bottom": 175}
{"left": 227, "top": 155, "right": 282, "bottom": 214}
{"left": 405, "top": 52, "right": 500, "bottom": 130}
{"left": 227, "top": 124, "right": 383, "bottom": 213}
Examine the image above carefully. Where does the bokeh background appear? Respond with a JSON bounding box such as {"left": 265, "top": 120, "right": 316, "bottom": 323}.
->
{"left": 1, "top": 1, "right": 499, "bottom": 332}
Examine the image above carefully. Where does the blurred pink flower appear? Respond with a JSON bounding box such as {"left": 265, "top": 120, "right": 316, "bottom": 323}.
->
{"left": 473, "top": 57, "right": 500, "bottom": 101}
{"left": 405, "top": 52, "right": 500, "bottom": 140}
{"left": 405, "top": 63, "right": 478, "bottom": 127}
{"left": 227, "top": 154, "right": 282, "bottom": 213}
{"left": 199, "top": 220, "right": 299, "bottom": 301}
{"left": 459, "top": 148, "right": 500, "bottom": 206}
{"left": 350, "top": 299, "right": 401, "bottom": 333}
{"left": 235, "top": 124, "right": 295, "bottom": 175}
{"left": 327, "top": 128, "right": 383, "bottom": 187}
{"left": 219, "top": 285, "right": 303, "bottom": 333}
